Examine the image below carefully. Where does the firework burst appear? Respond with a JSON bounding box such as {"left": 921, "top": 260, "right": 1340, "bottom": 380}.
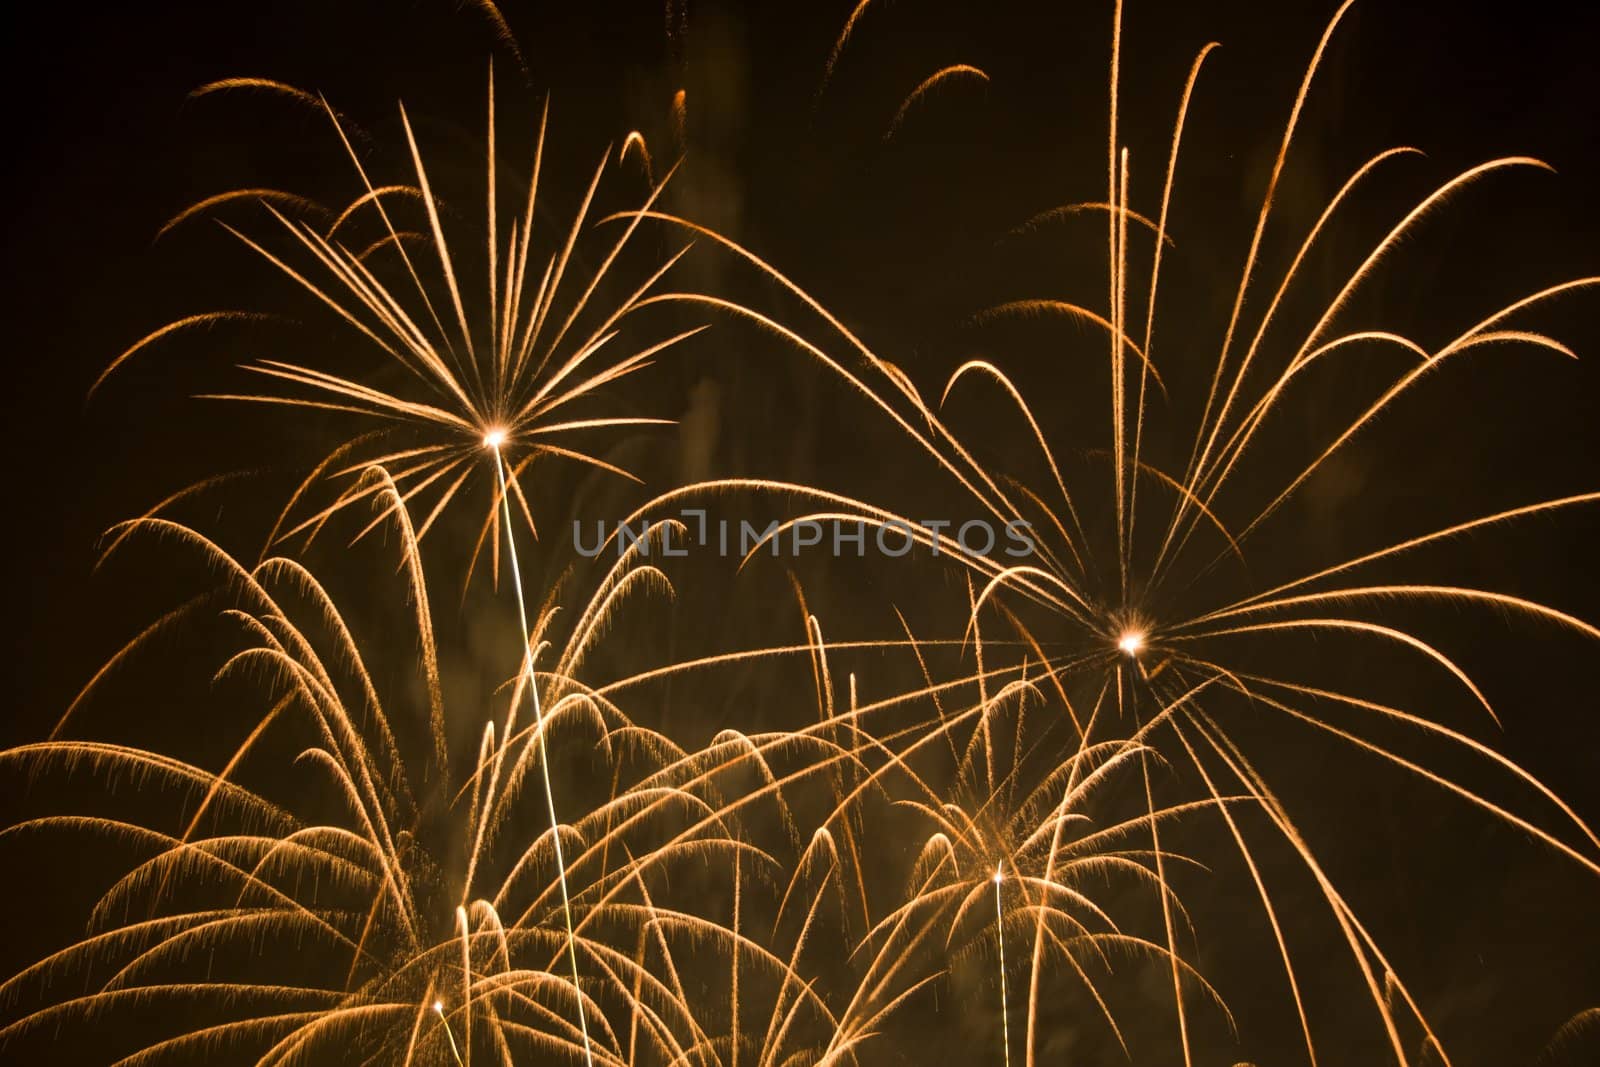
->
{"left": 99, "top": 70, "right": 704, "bottom": 585}
{"left": 0, "top": 484, "right": 903, "bottom": 1065}
{"left": 607, "top": 0, "right": 1600, "bottom": 1059}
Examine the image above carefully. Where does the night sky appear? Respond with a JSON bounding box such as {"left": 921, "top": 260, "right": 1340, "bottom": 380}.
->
{"left": 5, "top": 1, "right": 1600, "bottom": 1064}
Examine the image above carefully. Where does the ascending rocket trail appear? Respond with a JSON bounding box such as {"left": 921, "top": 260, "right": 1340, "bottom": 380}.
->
{"left": 435, "top": 1001, "right": 466, "bottom": 1067}
{"left": 491, "top": 432, "right": 596, "bottom": 1067}
{"left": 995, "top": 862, "right": 1011, "bottom": 1067}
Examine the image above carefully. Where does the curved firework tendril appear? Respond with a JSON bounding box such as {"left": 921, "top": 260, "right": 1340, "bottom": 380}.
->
{"left": 1538, "top": 1008, "right": 1600, "bottom": 1065}
{"left": 605, "top": 0, "right": 1600, "bottom": 1061}
{"left": 0, "top": 492, "right": 925, "bottom": 1066}
{"left": 97, "top": 68, "right": 706, "bottom": 586}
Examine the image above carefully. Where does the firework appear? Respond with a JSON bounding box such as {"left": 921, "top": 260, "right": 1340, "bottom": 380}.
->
{"left": 98, "top": 70, "right": 704, "bottom": 585}
{"left": 8, "top": 0, "right": 1598, "bottom": 1063}
{"left": 0, "top": 487, "right": 905, "bottom": 1064}
{"left": 607, "top": 0, "right": 1600, "bottom": 1059}
{"left": 81, "top": 75, "right": 715, "bottom": 1063}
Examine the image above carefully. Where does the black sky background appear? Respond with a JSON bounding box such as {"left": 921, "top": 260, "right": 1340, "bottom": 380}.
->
{"left": 4, "top": 1, "right": 1600, "bottom": 1063}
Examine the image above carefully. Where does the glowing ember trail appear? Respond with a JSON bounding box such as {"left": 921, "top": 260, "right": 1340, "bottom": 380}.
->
{"left": 491, "top": 433, "right": 595, "bottom": 1067}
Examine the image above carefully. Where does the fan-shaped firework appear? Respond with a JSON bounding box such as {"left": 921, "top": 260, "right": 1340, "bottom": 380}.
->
{"left": 0, "top": 488, "right": 897, "bottom": 1065}
{"left": 100, "top": 72, "right": 703, "bottom": 583}
{"left": 5, "top": 486, "right": 1211, "bottom": 1064}
{"left": 609, "top": 0, "right": 1600, "bottom": 1059}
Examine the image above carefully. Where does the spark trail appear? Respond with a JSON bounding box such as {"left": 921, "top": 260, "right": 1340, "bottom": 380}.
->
{"left": 491, "top": 433, "right": 595, "bottom": 1067}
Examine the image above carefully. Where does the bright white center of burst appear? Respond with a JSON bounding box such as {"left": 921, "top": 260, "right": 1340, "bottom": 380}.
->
{"left": 1117, "top": 631, "right": 1145, "bottom": 655}
{"left": 482, "top": 428, "right": 507, "bottom": 449}
{"left": 992, "top": 864, "right": 1004, "bottom": 884}
{"left": 433, "top": 1000, "right": 445, "bottom": 1015}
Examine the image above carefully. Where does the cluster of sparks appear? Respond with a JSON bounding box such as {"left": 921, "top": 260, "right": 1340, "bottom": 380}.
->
{"left": 4, "top": 1, "right": 1599, "bottom": 1065}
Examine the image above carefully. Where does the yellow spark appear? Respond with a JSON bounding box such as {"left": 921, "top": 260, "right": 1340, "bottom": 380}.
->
{"left": 994, "top": 859, "right": 1011, "bottom": 1067}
